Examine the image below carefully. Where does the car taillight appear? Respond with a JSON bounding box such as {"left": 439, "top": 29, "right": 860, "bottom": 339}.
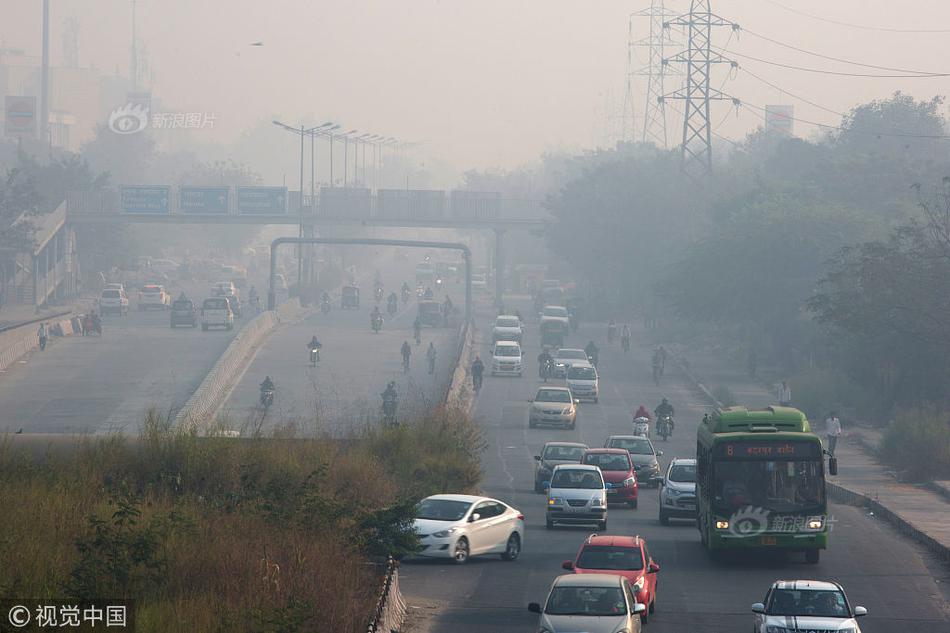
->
{"left": 516, "top": 514, "right": 525, "bottom": 521}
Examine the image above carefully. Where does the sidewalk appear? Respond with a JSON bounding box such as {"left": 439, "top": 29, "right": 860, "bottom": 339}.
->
{"left": 0, "top": 297, "right": 95, "bottom": 330}
{"left": 672, "top": 344, "right": 950, "bottom": 562}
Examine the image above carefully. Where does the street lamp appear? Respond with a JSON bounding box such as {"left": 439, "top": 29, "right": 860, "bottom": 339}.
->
{"left": 273, "top": 119, "right": 326, "bottom": 286}
{"left": 341, "top": 129, "right": 358, "bottom": 187}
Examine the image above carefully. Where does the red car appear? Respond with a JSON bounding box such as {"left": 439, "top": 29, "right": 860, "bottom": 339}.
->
{"left": 581, "top": 448, "right": 638, "bottom": 508}
{"left": 562, "top": 534, "right": 661, "bottom": 623}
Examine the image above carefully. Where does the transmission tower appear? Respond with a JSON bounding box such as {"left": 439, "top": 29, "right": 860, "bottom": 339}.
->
{"left": 662, "top": 0, "right": 738, "bottom": 179}
{"left": 632, "top": 1, "right": 680, "bottom": 147}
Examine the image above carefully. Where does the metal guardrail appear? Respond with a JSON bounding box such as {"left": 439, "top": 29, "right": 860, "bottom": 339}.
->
{"left": 366, "top": 557, "right": 407, "bottom": 633}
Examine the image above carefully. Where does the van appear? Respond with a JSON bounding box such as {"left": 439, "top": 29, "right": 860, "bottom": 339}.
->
{"left": 566, "top": 361, "right": 599, "bottom": 403}
{"left": 492, "top": 340, "right": 523, "bottom": 376}
{"left": 201, "top": 297, "right": 234, "bottom": 331}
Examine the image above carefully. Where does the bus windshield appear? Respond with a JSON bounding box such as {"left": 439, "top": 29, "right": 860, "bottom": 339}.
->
{"left": 713, "top": 460, "right": 824, "bottom": 513}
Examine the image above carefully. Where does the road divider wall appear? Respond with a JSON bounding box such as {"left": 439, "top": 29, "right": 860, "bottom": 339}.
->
{"left": 174, "top": 298, "right": 308, "bottom": 429}
{"left": 0, "top": 311, "right": 80, "bottom": 374}
{"left": 443, "top": 321, "right": 475, "bottom": 413}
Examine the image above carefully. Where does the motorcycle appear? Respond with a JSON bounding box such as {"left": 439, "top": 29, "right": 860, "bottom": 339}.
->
{"left": 371, "top": 315, "right": 383, "bottom": 333}
{"left": 402, "top": 355, "right": 410, "bottom": 373}
{"left": 657, "top": 415, "right": 673, "bottom": 441}
{"left": 607, "top": 324, "right": 617, "bottom": 344}
{"left": 427, "top": 355, "right": 436, "bottom": 375}
{"left": 402, "top": 288, "right": 410, "bottom": 304}
{"left": 374, "top": 286, "right": 384, "bottom": 303}
{"left": 632, "top": 416, "right": 650, "bottom": 438}
{"left": 387, "top": 299, "right": 398, "bottom": 316}
{"left": 260, "top": 388, "right": 275, "bottom": 409}
{"left": 587, "top": 352, "right": 598, "bottom": 367}
{"left": 414, "top": 328, "right": 422, "bottom": 346}
{"left": 539, "top": 358, "right": 554, "bottom": 382}
{"left": 652, "top": 362, "right": 661, "bottom": 386}
{"left": 310, "top": 346, "right": 321, "bottom": 367}
{"left": 382, "top": 397, "right": 398, "bottom": 426}
{"left": 621, "top": 336, "right": 630, "bottom": 353}
{"left": 321, "top": 299, "right": 331, "bottom": 314}
{"left": 473, "top": 373, "right": 483, "bottom": 393}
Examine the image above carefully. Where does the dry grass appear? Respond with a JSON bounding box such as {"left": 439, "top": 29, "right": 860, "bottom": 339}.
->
{"left": 0, "top": 407, "right": 484, "bottom": 632}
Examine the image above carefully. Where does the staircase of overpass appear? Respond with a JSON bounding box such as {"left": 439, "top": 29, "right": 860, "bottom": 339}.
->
{"left": 66, "top": 186, "right": 548, "bottom": 230}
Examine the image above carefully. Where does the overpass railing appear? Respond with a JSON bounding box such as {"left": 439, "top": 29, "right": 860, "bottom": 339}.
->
{"left": 66, "top": 187, "right": 548, "bottom": 225}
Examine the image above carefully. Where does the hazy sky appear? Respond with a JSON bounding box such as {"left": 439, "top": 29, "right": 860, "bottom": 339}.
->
{"left": 5, "top": 1, "right": 950, "bottom": 173}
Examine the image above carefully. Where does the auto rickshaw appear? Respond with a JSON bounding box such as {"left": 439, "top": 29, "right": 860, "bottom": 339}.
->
{"left": 341, "top": 285, "right": 360, "bottom": 309}
{"left": 418, "top": 300, "right": 442, "bottom": 327}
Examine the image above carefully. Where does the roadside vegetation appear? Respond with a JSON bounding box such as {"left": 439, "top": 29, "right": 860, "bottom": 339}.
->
{"left": 467, "top": 92, "right": 950, "bottom": 480}
{"left": 0, "top": 408, "right": 484, "bottom": 633}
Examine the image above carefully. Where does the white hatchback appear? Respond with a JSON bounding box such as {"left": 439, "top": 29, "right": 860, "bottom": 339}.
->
{"left": 413, "top": 494, "right": 525, "bottom": 564}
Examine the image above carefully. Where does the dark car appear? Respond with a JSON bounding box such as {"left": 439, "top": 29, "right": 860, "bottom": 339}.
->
{"left": 605, "top": 435, "right": 663, "bottom": 487}
{"left": 534, "top": 441, "right": 589, "bottom": 493}
{"left": 341, "top": 285, "right": 360, "bottom": 309}
{"left": 418, "top": 300, "right": 442, "bottom": 327}
{"left": 169, "top": 298, "right": 197, "bottom": 328}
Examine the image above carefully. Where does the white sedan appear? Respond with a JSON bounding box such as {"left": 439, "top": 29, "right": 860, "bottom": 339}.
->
{"left": 412, "top": 494, "right": 525, "bottom": 564}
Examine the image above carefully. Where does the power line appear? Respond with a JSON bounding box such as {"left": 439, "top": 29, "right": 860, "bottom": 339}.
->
{"left": 761, "top": 0, "right": 950, "bottom": 34}
{"left": 666, "top": 99, "right": 741, "bottom": 148}
{"left": 737, "top": 65, "right": 846, "bottom": 118}
{"left": 739, "top": 27, "right": 946, "bottom": 76}
{"left": 714, "top": 47, "right": 949, "bottom": 78}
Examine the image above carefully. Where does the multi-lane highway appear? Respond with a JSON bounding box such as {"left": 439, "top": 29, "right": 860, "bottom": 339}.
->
{"left": 220, "top": 257, "right": 464, "bottom": 435}
{"left": 0, "top": 280, "right": 253, "bottom": 434}
{"left": 400, "top": 299, "right": 950, "bottom": 632}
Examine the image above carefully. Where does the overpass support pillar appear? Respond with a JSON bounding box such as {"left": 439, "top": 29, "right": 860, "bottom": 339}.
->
{"left": 494, "top": 228, "right": 506, "bottom": 309}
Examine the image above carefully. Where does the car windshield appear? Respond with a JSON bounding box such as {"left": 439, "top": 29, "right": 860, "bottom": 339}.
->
{"left": 536, "top": 390, "right": 571, "bottom": 403}
{"left": 101, "top": 290, "right": 120, "bottom": 298}
{"left": 768, "top": 589, "right": 849, "bottom": 618}
{"left": 495, "top": 346, "right": 520, "bottom": 357}
{"left": 557, "top": 350, "right": 587, "bottom": 360}
{"left": 713, "top": 460, "right": 825, "bottom": 513}
{"left": 142, "top": 286, "right": 161, "bottom": 292}
{"left": 583, "top": 453, "right": 631, "bottom": 471}
{"left": 568, "top": 366, "right": 596, "bottom": 379}
{"left": 608, "top": 438, "right": 654, "bottom": 455}
{"left": 669, "top": 464, "right": 697, "bottom": 483}
{"left": 543, "top": 307, "right": 568, "bottom": 318}
{"left": 545, "top": 586, "right": 626, "bottom": 616}
{"left": 577, "top": 546, "right": 643, "bottom": 571}
{"left": 203, "top": 298, "right": 227, "bottom": 309}
{"left": 551, "top": 469, "right": 603, "bottom": 489}
{"left": 172, "top": 301, "right": 191, "bottom": 309}
{"left": 496, "top": 318, "right": 520, "bottom": 328}
{"left": 543, "top": 445, "right": 586, "bottom": 461}
{"left": 415, "top": 498, "right": 473, "bottom": 522}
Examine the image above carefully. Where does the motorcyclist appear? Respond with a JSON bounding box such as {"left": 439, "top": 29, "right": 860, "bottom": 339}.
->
{"left": 634, "top": 404, "right": 652, "bottom": 421}
{"left": 401, "top": 282, "right": 411, "bottom": 302}
{"left": 538, "top": 347, "right": 554, "bottom": 379}
{"left": 371, "top": 306, "right": 382, "bottom": 329}
{"left": 471, "top": 354, "right": 485, "bottom": 390}
{"left": 607, "top": 320, "right": 617, "bottom": 343}
{"left": 423, "top": 286, "right": 434, "bottom": 300}
{"left": 90, "top": 311, "right": 102, "bottom": 334}
{"left": 655, "top": 398, "right": 675, "bottom": 432}
{"left": 413, "top": 317, "right": 422, "bottom": 344}
{"left": 584, "top": 340, "right": 599, "bottom": 366}
{"left": 321, "top": 291, "right": 330, "bottom": 304}
{"left": 388, "top": 291, "right": 398, "bottom": 305}
{"left": 401, "top": 340, "right": 412, "bottom": 368}
{"left": 426, "top": 342, "right": 437, "bottom": 374}
{"left": 308, "top": 335, "right": 322, "bottom": 351}
{"left": 381, "top": 381, "right": 397, "bottom": 419}
{"left": 260, "top": 376, "right": 275, "bottom": 393}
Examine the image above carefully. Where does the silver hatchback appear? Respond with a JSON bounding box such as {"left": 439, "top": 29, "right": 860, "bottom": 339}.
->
{"left": 529, "top": 573, "right": 645, "bottom": 633}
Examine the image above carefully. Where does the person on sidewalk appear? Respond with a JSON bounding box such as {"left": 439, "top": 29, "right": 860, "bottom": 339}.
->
{"left": 778, "top": 380, "right": 792, "bottom": 406}
{"left": 38, "top": 322, "right": 48, "bottom": 351}
{"left": 825, "top": 411, "right": 842, "bottom": 456}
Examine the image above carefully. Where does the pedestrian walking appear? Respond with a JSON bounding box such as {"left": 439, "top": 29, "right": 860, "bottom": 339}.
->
{"left": 825, "top": 411, "right": 842, "bottom": 457}
{"left": 778, "top": 380, "right": 792, "bottom": 406}
{"left": 38, "top": 322, "right": 48, "bottom": 351}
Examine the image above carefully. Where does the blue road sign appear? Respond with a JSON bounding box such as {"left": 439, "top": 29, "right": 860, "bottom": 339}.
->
{"left": 121, "top": 186, "right": 170, "bottom": 214}
{"left": 237, "top": 186, "right": 287, "bottom": 214}
{"left": 180, "top": 186, "right": 229, "bottom": 214}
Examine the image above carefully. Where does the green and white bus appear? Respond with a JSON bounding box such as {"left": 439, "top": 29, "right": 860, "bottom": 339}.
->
{"left": 696, "top": 406, "right": 835, "bottom": 564}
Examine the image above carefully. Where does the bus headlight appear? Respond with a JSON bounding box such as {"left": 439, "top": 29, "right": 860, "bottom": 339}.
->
{"left": 806, "top": 517, "right": 824, "bottom": 530}
{"left": 715, "top": 520, "right": 730, "bottom": 530}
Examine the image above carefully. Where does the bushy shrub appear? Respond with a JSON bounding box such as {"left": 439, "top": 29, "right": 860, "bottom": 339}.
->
{"left": 879, "top": 406, "right": 950, "bottom": 481}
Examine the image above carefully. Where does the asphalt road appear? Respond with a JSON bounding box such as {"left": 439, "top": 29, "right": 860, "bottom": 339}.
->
{"left": 0, "top": 279, "right": 265, "bottom": 434}
{"left": 400, "top": 300, "right": 950, "bottom": 633}
{"left": 221, "top": 258, "right": 464, "bottom": 436}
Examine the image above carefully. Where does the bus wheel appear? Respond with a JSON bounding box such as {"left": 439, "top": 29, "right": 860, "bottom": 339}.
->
{"left": 805, "top": 549, "right": 820, "bottom": 564}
